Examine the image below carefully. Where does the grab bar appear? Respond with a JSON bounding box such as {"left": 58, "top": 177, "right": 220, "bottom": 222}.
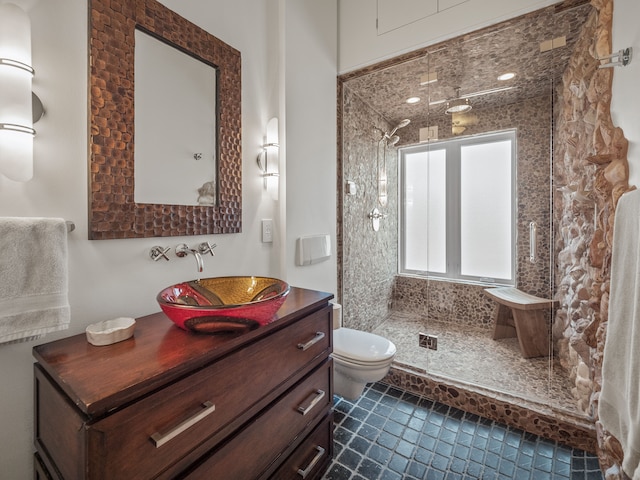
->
{"left": 529, "top": 221, "right": 537, "bottom": 264}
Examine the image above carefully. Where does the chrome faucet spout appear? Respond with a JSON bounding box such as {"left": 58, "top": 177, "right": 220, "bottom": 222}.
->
{"left": 175, "top": 244, "right": 204, "bottom": 273}
{"left": 193, "top": 249, "right": 204, "bottom": 273}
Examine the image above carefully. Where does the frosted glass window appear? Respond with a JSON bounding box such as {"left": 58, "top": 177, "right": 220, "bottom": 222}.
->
{"left": 400, "top": 130, "right": 515, "bottom": 284}
{"left": 460, "top": 141, "right": 512, "bottom": 278}
{"left": 403, "top": 149, "right": 446, "bottom": 273}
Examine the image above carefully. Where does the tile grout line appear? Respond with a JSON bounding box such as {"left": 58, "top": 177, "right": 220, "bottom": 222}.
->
{"left": 322, "top": 382, "right": 603, "bottom": 480}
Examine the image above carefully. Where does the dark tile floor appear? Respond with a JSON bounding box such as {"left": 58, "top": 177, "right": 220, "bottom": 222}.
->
{"left": 322, "top": 383, "right": 604, "bottom": 480}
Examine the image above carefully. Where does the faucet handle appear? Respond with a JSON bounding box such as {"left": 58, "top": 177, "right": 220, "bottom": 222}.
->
{"left": 150, "top": 246, "right": 171, "bottom": 262}
{"left": 198, "top": 241, "right": 217, "bottom": 256}
{"left": 175, "top": 243, "right": 190, "bottom": 258}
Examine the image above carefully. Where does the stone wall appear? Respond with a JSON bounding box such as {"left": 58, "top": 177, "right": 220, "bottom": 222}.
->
{"left": 393, "top": 276, "right": 496, "bottom": 329}
{"left": 341, "top": 86, "right": 398, "bottom": 332}
{"left": 553, "top": 0, "right": 633, "bottom": 476}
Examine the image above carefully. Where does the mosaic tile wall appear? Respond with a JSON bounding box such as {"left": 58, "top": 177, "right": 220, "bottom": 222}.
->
{"left": 341, "top": 92, "right": 554, "bottom": 333}
{"left": 391, "top": 94, "right": 554, "bottom": 329}
{"left": 341, "top": 87, "right": 398, "bottom": 332}
{"left": 392, "top": 277, "right": 496, "bottom": 330}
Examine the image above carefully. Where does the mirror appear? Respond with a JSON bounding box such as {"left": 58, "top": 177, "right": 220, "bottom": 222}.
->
{"left": 134, "top": 28, "right": 217, "bottom": 207}
{"left": 89, "top": 0, "right": 242, "bottom": 239}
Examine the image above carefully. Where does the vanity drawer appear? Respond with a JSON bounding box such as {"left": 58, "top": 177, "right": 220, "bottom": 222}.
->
{"left": 77, "top": 307, "right": 330, "bottom": 479}
{"left": 184, "top": 359, "right": 332, "bottom": 479}
{"left": 269, "top": 411, "right": 333, "bottom": 480}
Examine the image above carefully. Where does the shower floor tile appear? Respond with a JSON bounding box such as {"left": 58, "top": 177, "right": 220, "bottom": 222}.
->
{"left": 322, "top": 383, "right": 603, "bottom": 480}
{"left": 372, "top": 311, "right": 579, "bottom": 415}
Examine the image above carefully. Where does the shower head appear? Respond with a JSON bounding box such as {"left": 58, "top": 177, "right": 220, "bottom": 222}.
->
{"left": 387, "top": 135, "right": 400, "bottom": 146}
{"left": 389, "top": 118, "right": 410, "bottom": 136}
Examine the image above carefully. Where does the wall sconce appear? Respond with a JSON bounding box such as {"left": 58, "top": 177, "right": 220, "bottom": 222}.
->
{"left": 257, "top": 117, "right": 279, "bottom": 197}
{"left": 0, "top": 3, "right": 43, "bottom": 182}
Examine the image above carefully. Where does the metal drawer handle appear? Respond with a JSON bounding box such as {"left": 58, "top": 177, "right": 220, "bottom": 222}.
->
{"left": 297, "top": 446, "right": 325, "bottom": 479}
{"left": 297, "top": 389, "right": 326, "bottom": 416}
{"left": 297, "top": 331, "right": 325, "bottom": 351}
{"left": 150, "top": 401, "right": 215, "bottom": 448}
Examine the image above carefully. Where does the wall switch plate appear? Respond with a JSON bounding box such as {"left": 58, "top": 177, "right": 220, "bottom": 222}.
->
{"left": 419, "top": 332, "right": 438, "bottom": 350}
{"left": 261, "top": 219, "right": 273, "bottom": 243}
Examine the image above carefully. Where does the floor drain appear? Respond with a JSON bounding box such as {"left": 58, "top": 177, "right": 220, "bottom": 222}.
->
{"left": 419, "top": 332, "right": 438, "bottom": 350}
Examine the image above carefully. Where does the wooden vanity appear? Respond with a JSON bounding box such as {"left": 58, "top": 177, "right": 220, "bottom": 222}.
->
{"left": 33, "top": 287, "right": 334, "bottom": 479}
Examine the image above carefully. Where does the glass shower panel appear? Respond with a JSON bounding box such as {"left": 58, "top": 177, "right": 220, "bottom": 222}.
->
{"left": 421, "top": 20, "right": 558, "bottom": 410}
{"left": 340, "top": 0, "right": 592, "bottom": 420}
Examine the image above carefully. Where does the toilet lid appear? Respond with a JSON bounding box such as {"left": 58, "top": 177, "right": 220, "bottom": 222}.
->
{"left": 333, "top": 328, "right": 396, "bottom": 363}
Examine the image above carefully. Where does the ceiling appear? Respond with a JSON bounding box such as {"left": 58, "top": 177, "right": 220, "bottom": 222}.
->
{"left": 343, "top": 0, "right": 592, "bottom": 130}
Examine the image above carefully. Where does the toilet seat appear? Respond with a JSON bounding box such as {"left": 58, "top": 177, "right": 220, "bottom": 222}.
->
{"left": 333, "top": 328, "right": 396, "bottom": 364}
{"left": 332, "top": 352, "right": 392, "bottom": 368}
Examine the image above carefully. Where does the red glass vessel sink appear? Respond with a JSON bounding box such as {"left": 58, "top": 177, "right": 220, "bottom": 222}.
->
{"left": 157, "top": 276, "right": 290, "bottom": 334}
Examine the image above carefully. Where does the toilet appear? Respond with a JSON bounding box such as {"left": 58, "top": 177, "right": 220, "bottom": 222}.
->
{"left": 331, "top": 304, "right": 397, "bottom": 400}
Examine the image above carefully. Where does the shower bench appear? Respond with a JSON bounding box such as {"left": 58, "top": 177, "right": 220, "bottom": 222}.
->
{"left": 484, "top": 287, "right": 557, "bottom": 358}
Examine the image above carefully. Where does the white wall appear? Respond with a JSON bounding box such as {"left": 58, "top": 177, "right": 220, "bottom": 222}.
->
{"left": 611, "top": 0, "right": 640, "bottom": 186}
{"left": 0, "top": 0, "right": 339, "bottom": 477}
{"left": 338, "top": 0, "right": 561, "bottom": 73}
{"left": 284, "top": 0, "right": 339, "bottom": 295}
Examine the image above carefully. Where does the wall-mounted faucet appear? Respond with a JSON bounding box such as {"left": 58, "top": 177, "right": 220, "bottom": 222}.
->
{"left": 368, "top": 207, "right": 387, "bottom": 232}
{"left": 151, "top": 242, "right": 217, "bottom": 279}
{"left": 175, "top": 243, "right": 204, "bottom": 273}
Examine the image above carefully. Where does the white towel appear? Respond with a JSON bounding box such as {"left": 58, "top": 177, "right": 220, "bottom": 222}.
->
{"left": 0, "top": 217, "right": 70, "bottom": 344}
{"left": 599, "top": 189, "right": 640, "bottom": 480}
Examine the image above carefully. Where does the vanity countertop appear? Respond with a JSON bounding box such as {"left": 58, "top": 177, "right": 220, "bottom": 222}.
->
{"left": 33, "top": 286, "right": 333, "bottom": 417}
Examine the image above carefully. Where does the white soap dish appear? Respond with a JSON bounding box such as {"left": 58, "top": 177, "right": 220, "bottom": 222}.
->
{"left": 86, "top": 317, "right": 136, "bottom": 346}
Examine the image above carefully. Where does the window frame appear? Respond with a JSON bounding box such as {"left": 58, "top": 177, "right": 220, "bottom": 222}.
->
{"left": 399, "top": 129, "right": 517, "bottom": 286}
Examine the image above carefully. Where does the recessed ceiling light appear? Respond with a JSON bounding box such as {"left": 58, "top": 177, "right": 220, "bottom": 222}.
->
{"left": 497, "top": 72, "right": 516, "bottom": 81}
{"left": 406, "top": 96, "right": 421, "bottom": 104}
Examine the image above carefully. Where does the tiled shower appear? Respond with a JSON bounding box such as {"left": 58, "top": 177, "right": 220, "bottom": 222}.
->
{"left": 337, "top": 0, "right": 600, "bottom": 452}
